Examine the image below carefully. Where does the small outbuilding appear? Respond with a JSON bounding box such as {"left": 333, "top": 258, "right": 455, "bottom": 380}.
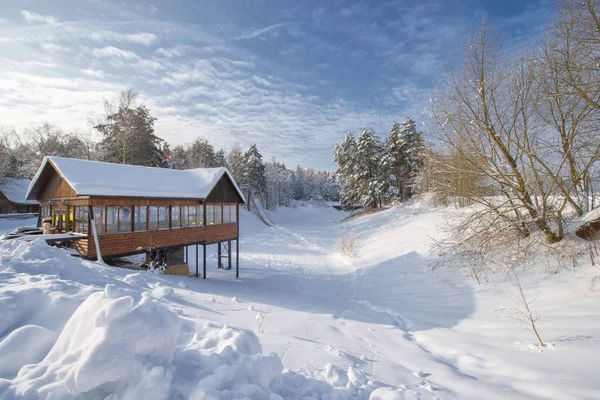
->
{"left": 0, "top": 178, "right": 39, "bottom": 215}
{"left": 26, "top": 156, "right": 245, "bottom": 278}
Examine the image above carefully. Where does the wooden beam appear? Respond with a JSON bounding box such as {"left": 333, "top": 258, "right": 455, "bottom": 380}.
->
{"left": 228, "top": 239, "right": 232, "bottom": 270}
{"left": 195, "top": 244, "right": 199, "bottom": 278}
{"left": 217, "top": 242, "right": 222, "bottom": 268}
{"left": 203, "top": 244, "right": 207, "bottom": 279}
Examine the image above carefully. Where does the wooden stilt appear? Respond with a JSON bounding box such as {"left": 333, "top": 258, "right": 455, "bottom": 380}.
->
{"left": 228, "top": 240, "right": 232, "bottom": 270}
{"left": 203, "top": 244, "right": 207, "bottom": 279}
{"left": 195, "top": 244, "right": 199, "bottom": 278}
{"left": 236, "top": 238, "right": 239, "bottom": 279}
{"left": 217, "top": 242, "right": 222, "bottom": 268}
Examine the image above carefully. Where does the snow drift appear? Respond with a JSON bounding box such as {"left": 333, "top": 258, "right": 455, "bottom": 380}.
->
{"left": 0, "top": 237, "right": 393, "bottom": 400}
{"left": 0, "top": 282, "right": 381, "bottom": 400}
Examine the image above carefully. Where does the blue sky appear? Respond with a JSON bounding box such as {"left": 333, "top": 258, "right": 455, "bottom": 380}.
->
{"left": 0, "top": 0, "right": 555, "bottom": 170}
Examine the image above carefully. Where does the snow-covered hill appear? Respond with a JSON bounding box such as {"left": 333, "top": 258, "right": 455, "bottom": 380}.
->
{"left": 0, "top": 204, "right": 599, "bottom": 399}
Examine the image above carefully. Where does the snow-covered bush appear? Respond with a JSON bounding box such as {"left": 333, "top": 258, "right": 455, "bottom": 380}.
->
{"left": 338, "top": 230, "right": 357, "bottom": 258}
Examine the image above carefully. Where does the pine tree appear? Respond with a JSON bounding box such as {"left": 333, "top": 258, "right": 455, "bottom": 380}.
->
{"left": 386, "top": 121, "right": 406, "bottom": 199}
{"left": 226, "top": 144, "right": 245, "bottom": 184}
{"left": 95, "top": 95, "right": 163, "bottom": 167}
{"left": 355, "top": 128, "right": 387, "bottom": 209}
{"left": 333, "top": 131, "right": 360, "bottom": 209}
{"left": 215, "top": 149, "right": 227, "bottom": 168}
{"left": 241, "top": 144, "right": 267, "bottom": 209}
{"left": 397, "top": 118, "right": 425, "bottom": 198}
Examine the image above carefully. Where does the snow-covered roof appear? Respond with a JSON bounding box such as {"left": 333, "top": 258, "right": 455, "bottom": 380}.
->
{"left": 0, "top": 178, "right": 38, "bottom": 205}
{"left": 26, "top": 156, "right": 245, "bottom": 202}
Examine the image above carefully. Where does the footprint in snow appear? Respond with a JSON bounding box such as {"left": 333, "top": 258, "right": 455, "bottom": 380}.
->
{"left": 413, "top": 370, "right": 431, "bottom": 378}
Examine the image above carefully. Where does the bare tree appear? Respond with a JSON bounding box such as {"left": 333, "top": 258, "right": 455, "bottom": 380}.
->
{"left": 497, "top": 262, "right": 546, "bottom": 347}
{"left": 428, "top": 21, "right": 586, "bottom": 245}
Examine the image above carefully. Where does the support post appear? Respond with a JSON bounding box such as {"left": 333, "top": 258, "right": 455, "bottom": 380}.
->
{"left": 236, "top": 238, "right": 239, "bottom": 279}
{"left": 203, "top": 244, "right": 207, "bottom": 279}
{"left": 195, "top": 244, "right": 199, "bottom": 278}
{"left": 89, "top": 205, "right": 104, "bottom": 264}
{"left": 217, "top": 242, "right": 222, "bottom": 268}
{"left": 228, "top": 240, "right": 232, "bottom": 270}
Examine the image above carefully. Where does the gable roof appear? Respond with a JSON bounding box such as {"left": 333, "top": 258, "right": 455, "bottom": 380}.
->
{"left": 26, "top": 156, "right": 245, "bottom": 203}
{"left": 0, "top": 178, "right": 38, "bottom": 205}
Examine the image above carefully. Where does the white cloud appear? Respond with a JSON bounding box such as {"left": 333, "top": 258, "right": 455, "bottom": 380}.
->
{"left": 156, "top": 45, "right": 197, "bottom": 58}
{"left": 0, "top": 18, "right": 8, "bottom": 24}
{"left": 235, "top": 23, "right": 288, "bottom": 41}
{"left": 40, "top": 43, "right": 70, "bottom": 53}
{"left": 81, "top": 69, "right": 105, "bottom": 78}
{"left": 91, "top": 46, "right": 139, "bottom": 60}
{"left": 89, "top": 31, "right": 158, "bottom": 46}
{"left": 21, "top": 10, "right": 58, "bottom": 25}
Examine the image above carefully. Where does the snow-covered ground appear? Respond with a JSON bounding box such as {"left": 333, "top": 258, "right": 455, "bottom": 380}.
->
{"left": 0, "top": 204, "right": 599, "bottom": 399}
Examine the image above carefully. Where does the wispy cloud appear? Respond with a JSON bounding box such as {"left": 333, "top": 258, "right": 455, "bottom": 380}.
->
{"left": 91, "top": 46, "right": 139, "bottom": 60}
{"left": 40, "top": 43, "right": 70, "bottom": 53}
{"left": 89, "top": 31, "right": 158, "bottom": 46}
{"left": 235, "top": 23, "right": 288, "bottom": 41}
{"left": 81, "top": 68, "right": 106, "bottom": 78}
{"left": 21, "top": 10, "right": 58, "bottom": 25}
{"left": 0, "top": 0, "right": 556, "bottom": 170}
{"left": 0, "top": 18, "right": 8, "bottom": 24}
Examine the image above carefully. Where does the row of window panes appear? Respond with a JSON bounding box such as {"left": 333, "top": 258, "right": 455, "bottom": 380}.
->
{"left": 41, "top": 206, "right": 51, "bottom": 218}
{"left": 91, "top": 204, "right": 236, "bottom": 235}
{"left": 73, "top": 206, "right": 89, "bottom": 234}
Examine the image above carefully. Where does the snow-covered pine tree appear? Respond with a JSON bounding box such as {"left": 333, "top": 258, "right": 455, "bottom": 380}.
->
{"left": 226, "top": 144, "right": 245, "bottom": 185}
{"left": 398, "top": 118, "right": 425, "bottom": 199}
{"left": 355, "top": 128, "right": 388, "bottom": 209}
{"left": 186, "top": 138, "right": 218, "bottom": 168}
{"left": 95, "top": 103, "right": 163, "bottom": 167}
{"left": 386, "top": 121, "right": 406, "bottom": 199}
{"left": 333, "top": 131, "right": 360, "bottom": 209}
{"left": 215, "top": 149, "right": 227, "bottom": 168}
{"left": 241, "top": 144, "right": 267, "bottom": 209}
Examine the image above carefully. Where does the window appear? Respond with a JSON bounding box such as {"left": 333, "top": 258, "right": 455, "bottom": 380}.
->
{"left": 134, "top": 206, "right": 147, "bottom": 231}
{"left": 189, "top": 205, "right": 198, "bottom": 226}
{"left": 223, "top": 205, "right": 231, "bottom": 223}
{"left": 73, "top": 206, "right": 89, "bottom": 234}
{"left": 182, "top": 206, "right": 189, "bottom": 228}
{"left": 171, "top": 206, "right": 180, "bottom": 228}
{"left": 230, "top": 205, "right": 237, "bottom": 223}
{"left": 158, "top": 206, "right": 169, "bottom": 229}
{"left": 119, "top": 206, "right": 132, "bottom": 233}
{"left": 93, "top": 207, "right": 105, "bottom": 234}
{"left": 197, "top": 205, "right": 204, "bottom": 225}
{"left": 217, "top": 206, "right": 221, "bottom": 224}
{"left": 206, "top": 205, "right": 214, "bottom": 225}
{"left": 106, "top": 206, "right": 118, "bottom": 234}
{"left": 148, "top": 206, "right": 158, "bottom": 230}
{"left": 41, "top": 205, "right": 51, "bottom": 218}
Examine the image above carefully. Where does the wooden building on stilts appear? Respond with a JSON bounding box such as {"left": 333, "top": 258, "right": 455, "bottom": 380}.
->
{"left": 26, "top": 156, "right": 245, "bottom": 278}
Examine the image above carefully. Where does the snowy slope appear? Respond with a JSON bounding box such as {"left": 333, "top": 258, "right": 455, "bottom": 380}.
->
{"left": 0, "top": 204, "right": 599, "bottom": 399}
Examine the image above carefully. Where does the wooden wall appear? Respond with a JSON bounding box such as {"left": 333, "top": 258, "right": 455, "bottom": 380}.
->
{"left": 205, "top": 175, "right": 244, "bottom": 204}
{"left": 39, "top": 170, "right": 76, "bottom": 201}
{"left": 86, "top": 222, "right": 238, "bottom": 258}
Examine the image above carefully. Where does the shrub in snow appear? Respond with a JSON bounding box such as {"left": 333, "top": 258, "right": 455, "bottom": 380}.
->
{"left": 337, "top": 230, "right": 357, "bottom": 258}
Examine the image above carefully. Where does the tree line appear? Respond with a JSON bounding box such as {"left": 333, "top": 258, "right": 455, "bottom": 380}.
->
{"left": 333, "top": 118, "right": 425, "bottom": 209}
{"left": 0, "top": 89, "right": 339, "bottom": 209}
